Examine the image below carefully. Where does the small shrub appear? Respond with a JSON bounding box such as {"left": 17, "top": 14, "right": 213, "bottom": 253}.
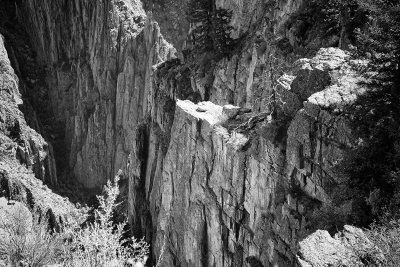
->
{"left": 61, "top": 174, "right": 149, "bottom": 267}
{"left": 365, "top": 213, "right": 400, "bottom": 266}
{"left": 0, "top": 173, "right": 150, "bottom": 267}
{"left": 306, "top": 202, "right": 348, "bottom": 234}
{"left": 0, "top": 203, "right": 61, "bottom": 267}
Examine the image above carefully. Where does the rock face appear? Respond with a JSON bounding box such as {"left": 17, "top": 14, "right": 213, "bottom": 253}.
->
{"left": 144, "top": 47, "right": 367, "bottom": 266}
{"left": 19, "top": 0, "right": 175, "bottom": 188}
{"left": 0, "top": 33, "right": 55, "bottom": 184}
{"left": 151, "top": 99, "right": 290, "bottom": 266}
{"left": 0, "top": 31, "right": 77, "bottom": 223}
{"left": 3, "top": 0, "right": 373, "bottom": 266}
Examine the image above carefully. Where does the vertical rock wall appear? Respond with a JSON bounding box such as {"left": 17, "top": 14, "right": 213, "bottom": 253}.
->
{"left": 19, "top": 0, "right": 175, "bottom": 188}
{"left": 145, "top": 48, "right": 365, "bottom": 266}
{"left": 151, "top": 100, "right": 292, "bottom": 266}
{"left": 0, "top": 31, "right": 77, "bottom": 225}
{"left": 0, "top": 33, "right": 51, "bottom": 183}
{"left": 13, "top": 0, "right": 366, "bottom": 266}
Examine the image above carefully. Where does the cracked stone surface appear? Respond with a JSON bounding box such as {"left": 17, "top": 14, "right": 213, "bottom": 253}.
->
{"left": 8, "top": 0, "right": 377, "bottom": 266}
{"left": 298, "top": 225, "right": 385, "bottom": 267}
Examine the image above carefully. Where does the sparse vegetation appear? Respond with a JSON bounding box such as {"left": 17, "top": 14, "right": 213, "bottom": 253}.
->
{"left": 61, "top": 175, "right": 149, "bottom": 267}
{"left": 0, "top": 173, "right": 149, "bottom": 267}
{"left": 0, "top": 203, "right": 61, "bottom": 266}
{"left": 365, "top": 213, "right": 400, "bottom": 266}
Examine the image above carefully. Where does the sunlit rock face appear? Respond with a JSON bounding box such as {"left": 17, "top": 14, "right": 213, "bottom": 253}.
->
{"left": 19, "top": 0, "right": 175, "bottom": 188}
{"left": 151, "top": 99, "right": 290, "bottom": 266}
{"left": 143, "top": 47, "right": 367, "bottom": 266}
{"left": 297, "top": 225, "right": 385, "bottom": 267}
{"left": 10, "top": 0, "right": 372, "bottom": 265}
{"left": 0, "top": 33, "right": 54, "bottom": 184}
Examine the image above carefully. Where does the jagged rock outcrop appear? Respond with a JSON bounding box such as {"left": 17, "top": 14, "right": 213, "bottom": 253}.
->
{"left": 297, "top": 225, "right": 385, "bottom": 267}
{"left": 18, "top": 0, "right": 175, "bottom": 188}
{"left": 286, "top": 48, "right": 367, "bottom": 207}
{"left": 0, "top": 33, "right": 56, "bottom": 184}
{"left": 132, "top": 44, "right": 365, "bottom": 266}
{"left": 4, "top": 0, "right": 374, "bottom": 266}
{"left": 0, "top": 32, "right": 77, "bottom": 223}
{"left": 140, "top": 47, "right": 368, "bottom": 266}
{"left": 151, "top": 99, "right": 291, "bottom": 266}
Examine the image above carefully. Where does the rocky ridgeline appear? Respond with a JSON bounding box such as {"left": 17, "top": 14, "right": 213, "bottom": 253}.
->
{"left": 0, "top": 0, "right": 385, "bottom": 266}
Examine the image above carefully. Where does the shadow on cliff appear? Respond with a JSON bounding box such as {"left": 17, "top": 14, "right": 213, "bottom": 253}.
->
{"left": 305, "top": 79, "right": 400, "bottom": 236}
{"left": 0, "top": 0, "right": 99, "bottom": 206}
{"left": 342, "top": 85, "right": 400, "bottom": 221}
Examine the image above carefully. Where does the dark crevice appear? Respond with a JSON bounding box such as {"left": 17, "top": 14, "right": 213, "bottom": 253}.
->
{"left": 0, "top": 0, "right": 96, "bottom": 205}
{"left": 201, "top": 206, "right": 209, "bottom": 267}
{"left": 132, "top": 122, "right": 157, "bottom": 265}
{"left": 0, "top": 0, "right": 65, "bottom": 182}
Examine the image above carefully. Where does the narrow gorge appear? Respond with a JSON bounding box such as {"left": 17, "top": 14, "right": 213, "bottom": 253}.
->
{"left": 0, "top": 0, "right": 397, "bottom": 266}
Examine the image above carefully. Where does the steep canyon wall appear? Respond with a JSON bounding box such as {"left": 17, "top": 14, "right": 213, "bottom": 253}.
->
{"left": 0, "top": 12, "right": 77, "bottom": 224}
{"left": 8, "top": 0, "right": 367, "bottom": 266}
{"left": 19, "top": 0, "right": 176, "bottom": 188}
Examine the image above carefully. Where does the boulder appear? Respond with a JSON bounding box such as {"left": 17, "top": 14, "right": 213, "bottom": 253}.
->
{"left": 297, "top": 226, "right": 385, "bottom": 267}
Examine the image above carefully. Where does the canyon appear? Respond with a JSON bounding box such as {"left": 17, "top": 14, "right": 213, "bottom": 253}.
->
{"left": 0, "top": 0, "right": 386, "bottom": 266}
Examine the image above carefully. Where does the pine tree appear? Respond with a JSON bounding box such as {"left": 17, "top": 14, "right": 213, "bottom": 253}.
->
{"left": 344, "top": 0, "right": 400, "bottom": 217}
{"left": 213, "top": 8, "right": 235, "bottom": 55}
{"left": 355, "top": 0, "right": 400, "bottom": 90}
{"left": 187, "top": 0, "right": 234, "bottom": 56}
